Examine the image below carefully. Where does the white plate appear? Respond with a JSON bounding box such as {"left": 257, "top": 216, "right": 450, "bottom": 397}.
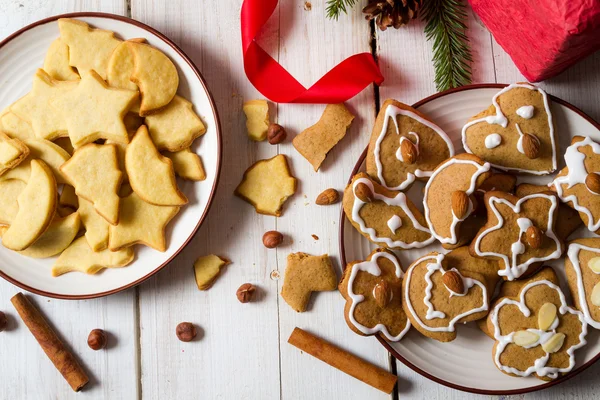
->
{"left": 340, "top": 85, "right": 600, "bottom": 394}
{"left": 0, "top": 13, "right": 221, "bottom": 299}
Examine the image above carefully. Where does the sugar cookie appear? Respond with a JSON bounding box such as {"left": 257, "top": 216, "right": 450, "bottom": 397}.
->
{"left": 107, "top": 39, "right": 145, "bottom": 92}
{"left": 0, "top": 131, "right": 29, "bottom": 176}
{"left": 242, "top": 100, "right": 269, "bottom": 141}
{"left": 193, "top": 255, "right": 230, "bottom": 290}
{"left": 163, "top": 148, "right": 206, "bottom": 181}
{"left": 77, "top": 196, "right": 109, "bottom": 251}
{"left": 0, "top": 111, "right": 33, "bottom": 141}
{"left": 43, "top": 38, "right": 79, "bottom": 81}
{"left": 0, "top": 179, "right": 25, "bottom": 224}
{"left": 52, "top": 236, "right": 134, "bottom": 276}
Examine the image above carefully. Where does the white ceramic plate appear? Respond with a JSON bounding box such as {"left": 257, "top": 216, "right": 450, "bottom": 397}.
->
{"left": 0, "top": 13, "right": 221, "bottom": 299}
{"left": 340, "top": 85, "right": 600, "bottom": 394}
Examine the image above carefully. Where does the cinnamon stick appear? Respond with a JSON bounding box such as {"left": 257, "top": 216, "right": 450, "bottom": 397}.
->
{"left": 11, "top": 293, "right": 89, "bottom": 392}
{"left": 288, "top": 327, "right": 397, "bottom": 394}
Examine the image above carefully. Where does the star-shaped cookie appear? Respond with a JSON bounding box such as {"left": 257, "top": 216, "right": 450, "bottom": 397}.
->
{"left": 10, "top": 69, "right": 78, "bottom": 141}
{"left": 109, "top": 191, "right": 180, "bottom": 252}
{"left": 50, "top": 70, "right": 138, "bottom": 148}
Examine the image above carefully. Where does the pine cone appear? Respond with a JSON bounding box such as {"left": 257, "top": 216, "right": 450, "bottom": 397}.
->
{"left": 363, "top": 0, "right": 423, "bottom": 31}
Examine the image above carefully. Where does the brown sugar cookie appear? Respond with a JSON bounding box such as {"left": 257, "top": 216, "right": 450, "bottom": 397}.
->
{"left": 470, "top": 191, "right": 563, "bottom": 281}
{"left": 281, "top": 253, "right": 337, "bottom": 312}
{"left": 462, "top": 83, "right": 557, "bottom": 175}
{"left": 339, "top": 249, "right": 410, "bottom": 342}
{"left": 423, "top": 154, "right": 492, "bottom": 249}
{"left": 402, "top": 249, "right": 491, "bottom": 342}
{"left": 486, "top": 267, "right": 588, "bottom": 380}
{"left": 565, "top": 238, "right": 600, "bottom": 330}
{"left": 550, "top": 136, "right": 600, "bottom": 234}
{"left": 342, "top": 172, "right": 434, "bottom": 250}
{"left": 473, "top": 173, "right": 517, "bottom": 216}
{"left": 366, "top": 99, "right": 454, "bottom": 190}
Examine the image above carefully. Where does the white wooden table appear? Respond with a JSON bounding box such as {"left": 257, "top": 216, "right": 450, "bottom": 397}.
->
{"left": 0, "top": 1, "right": 599, "bottom": 399}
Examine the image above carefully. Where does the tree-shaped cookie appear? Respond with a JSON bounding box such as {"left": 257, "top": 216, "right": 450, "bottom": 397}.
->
{"left": 339, "top": 249, "right": 411, "bottom": 342}
{"left": 471, "top": 191, "right": 563, "bottom": 281}
{"left": 125, "top": 125, "right": 187, "bottom": 206}
{"left": 366, "top": 99, "right": 454, "bottom": 190}
{"left": 566, "top": 238, "right": 600, "bottom": 330}
{"left": 402, "top": 250, "right": 491, "bottom": 342}
{"left": 61, "top": 144, "right": 123, "bottom": 225}
{"left": 462, "top": 83, "right": 557, "bottom": 175}
{"left": 486, "top": 267, "right": 587, "bottom": 380}
{"left": 342, "top": 172, "right": 434, "bottom": 250}
{"left": 281, "top": 253, "right": 337, "bottom": 312}
{"left": 50, "top": 70, "right": 138, "bottom": 148}
{"left": 551, "top": 136, "right": 600, "bottom": 234}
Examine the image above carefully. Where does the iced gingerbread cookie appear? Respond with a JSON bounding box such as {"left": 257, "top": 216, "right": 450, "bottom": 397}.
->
{"left": 473, "top": 173, "right": 517, "bottom": 216}
{"left": 402, "top": 249, "right": 492, "bottom": 342}
{"left": 423, "top": 153, "right": 492, "bottom": 249}
{"left": 366, "top": 99, "right": 454, "bottom": 190}
{"left": 342, "top": 173, "right": 434, "bottom": 250}
{"left": 471, "top": 191, "right": 563, "bottom": 281}
{"left": 551, "top": 136, "right": 600, "bottom": 234}
{"left": 486, "top": 267, "right": 587, "bottom": 380}
{"left": 566, "top": 238, "right": 600, "bottom": 330}
{"left": 339, "top": 249, "right": 410, "bottom": 342}
{"left": 462, "top": 83, "right": 557, "bottom": 175}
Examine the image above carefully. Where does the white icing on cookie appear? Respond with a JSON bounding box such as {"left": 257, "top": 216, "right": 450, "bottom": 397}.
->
{"left": 374, "top": 105, "right": 454, "bottom": 190}
{"left": 485, "top": 133, "right": 502, "bottom": 149}
{"left": 472, "top": 193, "right": 561, "bottom": 281}
{"left": 351, "top": 177, "right": 435, "bottom": 249}
{"left": 517, "top": 105, "right": 535, "bottom": 119}
{"left": 347, "top": 251, "right": 410, "bottom": 342}
{"left": 551, "top": 136, "right": 600, "bottom": 232}
{"left": 423, "top": 158, "right": 491, "bottom": 245}
{"left": 404, "top": 253, "right": 488, "bottom": 332}
{"left": 568, "top": 243, "right": 600, "bottom": 329}
{"left": 386, "top": 215, "right": 402, "bottom": 234}
{"left": 461, "top": 83, "right": 556, "bottom": 175}
{"left": 490, "top": 279, "right": 588, "bottom": 379}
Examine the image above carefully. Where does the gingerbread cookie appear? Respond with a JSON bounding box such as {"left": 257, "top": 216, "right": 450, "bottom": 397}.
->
{"left": 566, "top": 238, "right": 600, "bottom": 330}
{"left": 339, "top": 249, "right": 410, "bottom": 342}
{"left": 281, "top": 253, "right": 337, "bottom": 312}
{"left": 423, "top": 154, "right": 492, "bottom": 248}
{"left": 486, "top": 267, "right": 587, "bottom": 380}
{"left": 473, "top": 173, "right": 517, "bottom": 216}
{"left": 402, "top": 249, "right": 491, "bottom": 342}
{"left": 366, "top": 99, "right": 454, "bottom": 190}
{"left": 342, "top": 173, "right": 434, "bottom": 249}
{"left": 551, "top": 136, "right": 600, "bottom": 234}
{"left": 471, "top": 191, "right": 563, "bottom": 281}
{"left": 462, "top": 83, "right": 557, "bottom": 175}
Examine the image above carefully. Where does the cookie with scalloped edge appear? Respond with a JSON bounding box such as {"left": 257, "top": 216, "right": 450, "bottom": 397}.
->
{"left": 43, "top": 38, "right": 79, "bottom": 81}
{"left": 126, "top": 125, "right": 187, "bottom": 206}
{"left": 61, "top": 143, "right": 123, "bottom": 225}
{"left": 127, "top": 41, "right": 179, "bottom": 116}
{"left": 0, "top": 131, "right": 29, "bottom": 176}
{"left": 52, "top": 236, "right": 134, "bottom": 277}
{"left": 0, "top": 179, "right": 26, "bottom": 224}
{"left": 163, "top": 148, "right": 206, "bottom": 181}
{"left": 58, "top": 18, "right": 122, "bottom": 80}
{"left": 1, "top": 160, "right": 57, "bottom": 251}
{"left": 144, "top": 95, "right": 205, "bottom": 152}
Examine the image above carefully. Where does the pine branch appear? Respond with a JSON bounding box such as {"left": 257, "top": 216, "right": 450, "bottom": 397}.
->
{"left": 421, "top": 0, "right": 473, "bottom": 91}
{"left": 326, "top": 0, "right": 359, "bottom": 20}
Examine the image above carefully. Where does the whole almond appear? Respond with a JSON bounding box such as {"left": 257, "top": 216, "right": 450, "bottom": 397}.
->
{"left": 373, "top": 280, "right": 392, "bottom": 308}
{"left": 451, "top": 190, "right": 469, "bottom": 220}
{"left": 315, "top": 188, "right": 339, "bottom": 205}
{"left": 522, "top": 133, "right": 540, "bottom": 159}
{"left": 400, "top": 139, "right": 418, "bottom": 164}
{"left": 442, "top": 270, "right": 465, "bottom": 294}
{"left": 585, "top": 173, "right": 600, "bottom": 195}
{"left": 355, "top": 182, "right": 374, "bottom": 203}
{"left": 262, "top": 230, "right": 283, "bottom": 248}
{"left": 525, "top": 225, "right": 543, "bottom": 249}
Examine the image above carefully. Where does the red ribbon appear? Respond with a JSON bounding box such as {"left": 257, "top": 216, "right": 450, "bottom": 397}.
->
{"left": 241, "top": 0, "right": 384, "bottom": 104}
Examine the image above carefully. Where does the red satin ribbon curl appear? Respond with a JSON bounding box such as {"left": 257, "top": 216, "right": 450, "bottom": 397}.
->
{"left": 241, "top": 0, "right": 384, "bottom": 104}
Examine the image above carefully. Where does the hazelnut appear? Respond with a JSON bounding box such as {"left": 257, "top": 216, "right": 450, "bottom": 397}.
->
{"left": 0, "top": 311, "right": 6, "bottom": 332}
{"left": 267, "top": 123, "right": 287, "bottom": 145}
{"left": 176, "top": 322, "right": 197, "bottom": 342}
{"left": 236, "top": 283, "right": 256, "bottom": 303}
{"left": 87, "top": 329, "right": 107, "bottom": 350}
{"left": 263, "top": 230, "right": 283, "bottom": 248}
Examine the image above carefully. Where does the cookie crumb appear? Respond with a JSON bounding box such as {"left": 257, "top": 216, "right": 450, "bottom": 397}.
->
{"left": 304, "top": 2, "right": 312, "bottom": 11}
{"left": 311, "top": 234, "right": 319, "bottom": 240}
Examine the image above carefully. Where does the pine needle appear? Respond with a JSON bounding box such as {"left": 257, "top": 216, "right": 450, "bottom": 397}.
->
{"left": 421, "top": 0, "right": 473, "bottom": 91}
{"left": 326, "top": 0, "right": 359, "bottom": 20}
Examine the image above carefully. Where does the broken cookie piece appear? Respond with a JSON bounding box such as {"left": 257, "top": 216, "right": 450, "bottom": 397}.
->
{"left": 281, "top": 253, "right": 337, "bottom": 312}
{"left": 193, "top": 254, "right": 230, "bottom": 290}
{"left": 292, "top": 103, "right": 354, "bottom": 171}
{"left": 242, "top": 99, "right": 270, "bottom": 141}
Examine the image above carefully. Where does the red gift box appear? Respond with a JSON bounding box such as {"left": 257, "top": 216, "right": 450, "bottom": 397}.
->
{"left": 469, "top": 0, "right": 600, "bottom": 82}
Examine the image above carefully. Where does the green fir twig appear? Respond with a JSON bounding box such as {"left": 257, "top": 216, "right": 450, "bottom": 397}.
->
{"left": 326, "top": 0, "right": 359, "bottom": 20}
{"left": 421, "top": 0, "right": 473, "bottom": 91}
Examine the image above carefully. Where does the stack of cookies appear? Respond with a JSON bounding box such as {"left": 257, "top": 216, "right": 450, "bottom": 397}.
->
{"left": 341, "top": 84, "right": 600, "bottom": 381}
{"left": 0, "top": 19, "right": 206, "bottom": 276}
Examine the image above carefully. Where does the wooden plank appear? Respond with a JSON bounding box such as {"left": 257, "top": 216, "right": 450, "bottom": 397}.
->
{"left": 0, "top": 1, "right": 138, "bottom": 399}
{"left": 131, "top": 0, "right": 281, "bottom": 399}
